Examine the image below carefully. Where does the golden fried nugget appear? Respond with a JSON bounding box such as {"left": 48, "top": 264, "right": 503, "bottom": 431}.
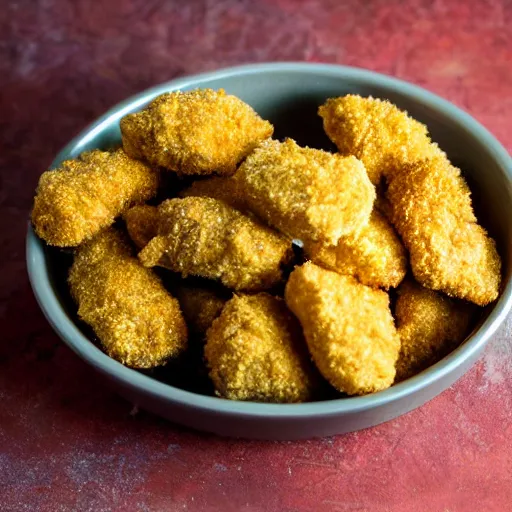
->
{"left": 139, "top": 197, "right": 292, "bottom": 291}
{"left": 174, "top": 283, "right": 229, "bottom": 335}
{"left": 285, "top": 262, "right": 400, "bottom": 395}
{"left": 32, "top": 149, "right": 159, "bottom": 247}
{"left": 387, "top": 155, "right": 501, "bottom": 305}
{"left": 179, "top": 176, "right": 247, "bottom": 212}
{"left": 124, "top": 204, "right": 159, "bottom": 249}
{"left": 68, "top": 229, "right": 187, "bottom": 369}
{"left": 120, "top": 89, "right": 273, "bottom": 176}
{"left": 305, "top": 210, "right": 407, "bottom": 289}
{"left": 319, "top": 95, "right": 441, "bottom": 184}
{"left": 237, "top": 138, "right": 375, "bottom": 245}
{"left": 205, "top": 293, "right": 317, "bottom": 402}
{"left": 395, "top": 279, "right": 476, "bottom": 381}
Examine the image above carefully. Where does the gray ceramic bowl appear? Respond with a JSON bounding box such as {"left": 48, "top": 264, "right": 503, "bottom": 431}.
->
{"left": 27, "top": 63, "right": 512, "bottom": 440}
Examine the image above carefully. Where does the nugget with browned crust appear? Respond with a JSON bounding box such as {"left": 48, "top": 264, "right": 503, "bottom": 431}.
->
{"left": 305, "top": 210, "right": 407, "bottom": 289}
{"left": 237, "top": 138, "right": 375, "bottom": 245}
{"left": 285, "top": 262, "right": 399, "bottom": 395}
{"left": 205, "top": 293, "right": 317, "bottom": 402}
{"left": 139, "top": 197, "right": 292, "bottom": 291}
{"left": 68, "top": 229, "right": 187, "bottom": 369}
{"left": 387, "top": 155, "right": 501, "bottom": 305}
{"left": 395, "top": 279, "right": 476, "bottom": 381}
{"left": 318, "top": 95, "right": 441, "bottom": 184}
{"left": 120, "top": 89, "right": 273, "bottom": 176}
{"left": 32, "top": 149, "right": 159, "bottom": 247}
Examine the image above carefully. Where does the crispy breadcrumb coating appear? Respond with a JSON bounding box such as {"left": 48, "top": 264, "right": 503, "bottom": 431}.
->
{"left": 305, "top": 210, "right": 407, "bottom": 289}
{"left": 319, "top": 95, "right": 441, "bottom": 184}
{"left": 205, "top": 293, "right": 317, "bottom": 402}
{"left": 237, "top": 138, "right": 375, "bottom": 245}
{"left": 285, "top": 262, "right": 399, "bottom": 395}
{"left": 124, "top": 204, "right": 159, "bottom": 249}
{"left": 120, "top": 89, "right": 273, "bottom": 176}
{"left": 387, "top": 155, "right": 501, "bottom": 305}
{"left": 395, "top": 279, "right": 476, "bottom": 381}
{"left": 32, "top": 149, "right": 159, "bottom": 247}
{"left": 179, "top": 176, "right": 248, "bottom": 212}
{"left": 68, "top": 229, "right": 187, "bottom": 369}
{"left": 138, "top": 197, "right": 292, "bottom": 291}
{"left": 174, "top": 283, "right": 229, "bottom": 335}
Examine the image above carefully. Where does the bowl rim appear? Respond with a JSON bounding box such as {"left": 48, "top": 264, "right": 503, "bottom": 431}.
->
{"left": 27, "top": 62, "right": 512, "bottom": 419}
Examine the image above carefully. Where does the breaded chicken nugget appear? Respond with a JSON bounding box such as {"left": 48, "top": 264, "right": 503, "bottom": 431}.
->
{"left": 237, "top": 138, "right": 375, "bottom": 245}
{"left": 387, "top": 155, "right": 501, "bottom": 305}
{"left": 305, "top": 210, "right": 407, "bottom": 289}
{"left": 174, "top": 283, "right": 229, "bottom": 335}
{"left": 68, "top": 229, "right": 187, "bottom": 369}
{"left": 395, "top": 279, "right": 476, "bottom": 381}
{"left": 319, "top": 95, "right": 441, "bottom": 184}
{"left": 120, "top": 89, "right": 273, "bottom": 176}
{"left": 285, "top": 262, "right": 400, "bottom": 395}
{"left": 179, "top": 176, "right": 247, "bottom": 212}
{"left": 205, "top": 293, "right": 317, "bottom": 402}
{"left": 32, "top": 149, "right": 159, "bottom": 247}
{"left": 139, "top": 197, "right": 292, "bottom": 291}
{"left": 124, "top": 204, "right": 159, "bottom": 249}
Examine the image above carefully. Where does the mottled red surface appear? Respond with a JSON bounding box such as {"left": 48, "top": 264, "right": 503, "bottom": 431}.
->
{"left": 1, "top": 0, "right": 512, "bottom": 510}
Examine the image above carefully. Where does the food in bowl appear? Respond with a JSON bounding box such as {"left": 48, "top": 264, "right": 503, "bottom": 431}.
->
{"left": 393, "top": 279, "right": 476, "bottom": 381}
{"left": 235, "top": 138, "right": 375, "bottom": 245}
{"left": 205, "top": 293, "right": 319, "bottom": 403}
{"left": 30, "top": 87, "right": 502, "bottom": 403}
{"left": 120, "top": 88, "right": 273, "bottom": 175}
{"left": 285, "top": 262, "right": 400, "bottom": 395}
{"left": 138, "top": 196, "right": 292, "bottom": 291}
{"left": 68, "top": 228, "right": 188, "bottom": 368}
{"left": 32, "top": 148, "right": 159, "bottom": 247}
{"left": 386, "top": 154, "right": 501, "bottom": 306}
{"left": 318, "top": 94, "right": 441, "bottom": 185}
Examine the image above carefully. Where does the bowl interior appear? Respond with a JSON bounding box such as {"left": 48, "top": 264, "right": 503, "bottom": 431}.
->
{"left": 34, "top": 64, "right": 512, "bottom": 401}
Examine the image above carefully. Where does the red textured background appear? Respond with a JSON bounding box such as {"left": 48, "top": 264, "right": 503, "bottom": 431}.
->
{"left": 1, "top": 1, "right": 512, "bottom": 511}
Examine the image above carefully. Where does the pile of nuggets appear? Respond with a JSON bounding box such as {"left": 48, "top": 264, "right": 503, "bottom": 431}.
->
{"left": 32, "top": 88, "right": 502, "bottom": 402}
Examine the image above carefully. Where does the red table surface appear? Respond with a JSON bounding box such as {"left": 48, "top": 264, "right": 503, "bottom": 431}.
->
{"left": 1, "top": 1, "right": 511, "bottom": 511}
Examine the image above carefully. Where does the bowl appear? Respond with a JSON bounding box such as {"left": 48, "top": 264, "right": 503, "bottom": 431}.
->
{"left": 26, "top": 63, "right": 512, "bottom": 440}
